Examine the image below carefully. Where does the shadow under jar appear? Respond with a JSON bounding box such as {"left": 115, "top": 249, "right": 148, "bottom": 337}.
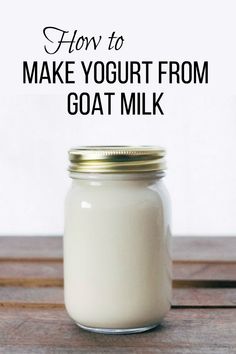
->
{"left": 64, "top": 146, "right": 172, "bottom": 334}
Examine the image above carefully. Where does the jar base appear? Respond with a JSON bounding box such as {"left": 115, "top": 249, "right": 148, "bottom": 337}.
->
{"left": 76, "top": 322, "right": 160, "bottom": 334}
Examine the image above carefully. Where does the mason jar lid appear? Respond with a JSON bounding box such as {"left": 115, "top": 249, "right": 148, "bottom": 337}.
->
{"left": 68, "top": 146, "right": 166, "bottom": 173}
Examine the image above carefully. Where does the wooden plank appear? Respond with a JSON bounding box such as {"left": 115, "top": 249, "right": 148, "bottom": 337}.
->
{"left": 0, "top": 262, "right": 63, "bottom": 286}
{"left": 0, "top": 286, "right": 236, "bottom": 308}
{"left": 0, "top": 237, "right": 62, "bottom": 261}
{"left": 0, "top": 287, "right": 64, "bottom": 307}
{"left": 0, "top": 236, "right": 235, "bottom": 262}
{"left": 172, "top": 287, "right": 236, "bottom": 307}
{"left": 173, "top": 261, "right": 236, "bottom": 281}
{"left": 0, "top": 260, "right": 235, "bottom": 286}
{"left": 0, "top": 308, "right": 235, "bottom": 353}
{"left": 173, "top": 236, "right": 236, "bottom": 261}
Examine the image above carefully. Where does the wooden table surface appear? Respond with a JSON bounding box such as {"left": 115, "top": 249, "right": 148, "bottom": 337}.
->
{"left": 0, "top": 236, "right": 235, "bottom": 354}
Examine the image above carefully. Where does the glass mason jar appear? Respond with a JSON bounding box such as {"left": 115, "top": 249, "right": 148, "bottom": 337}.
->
{"left": 64, "top": 146, "right": 171, "bottom": 334}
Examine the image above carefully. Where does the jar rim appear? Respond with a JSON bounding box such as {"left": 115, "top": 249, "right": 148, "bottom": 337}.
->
{"left": 68, "top": 146, "right": 166, "bottom": 174}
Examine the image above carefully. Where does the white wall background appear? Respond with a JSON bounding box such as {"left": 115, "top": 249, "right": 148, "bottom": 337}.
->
{"left": 0, "top": 0, "right": 236, "bottom": 236}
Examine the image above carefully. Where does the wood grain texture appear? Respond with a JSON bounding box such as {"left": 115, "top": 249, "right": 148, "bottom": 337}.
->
{"left": 0, "top": 287, "right": 64, "bottom": 307}
{"left": 0, "top": 287, "right": 236, "bottom": 308}
{"left": 0, "top": 308, "right": 235, "bottom": 353}
{"left": 0, "top": 236, "right": 235, "bottom": 261}
{"left": 0, "top": 262, "right": 63, "bottom": 286}
{"left": 0, "top": 237, "right": 62, "bottom": 261}
{"left": 172, "top": 287, "right": 236, "bottom": 307}
{"left": 173, "top": 261, "right": 236, "bottom": 280}
{"left": 173, "top": 236, "right": 236, "bottom": 261}
{"left": 0, "top": 236, "right": 235, "bottom": 353}
{"left": 0, "top": 261, "right": 235, "bottom": 287}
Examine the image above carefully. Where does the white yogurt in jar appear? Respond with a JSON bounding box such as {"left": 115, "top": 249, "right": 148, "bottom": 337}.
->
{"left": 64, "top": 146, "right": 171, "bottom": 334}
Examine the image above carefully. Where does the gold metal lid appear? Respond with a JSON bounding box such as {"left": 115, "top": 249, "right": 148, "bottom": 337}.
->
{"left": 68, "top": 146, "right": 166, "bottom": 174}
